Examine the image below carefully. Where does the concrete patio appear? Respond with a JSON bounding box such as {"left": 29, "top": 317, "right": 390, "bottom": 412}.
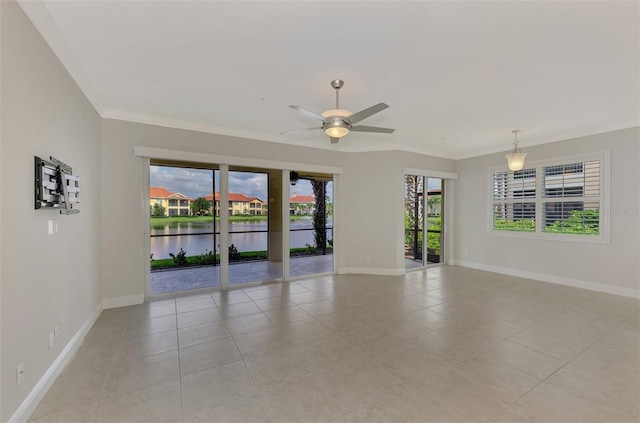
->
{"left": 150, "top": 254, "right": 333, "bottom": 294}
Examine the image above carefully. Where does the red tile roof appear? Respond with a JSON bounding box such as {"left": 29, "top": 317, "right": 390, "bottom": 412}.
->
{"left": 290, "top": 195, "right": 315, "bottom": 204}
{"left": 205, "top": 192, "right": 261, "bottom": 203}
{"left": 150, "top": 186, "right": 174, "bottom": 198}
{"left": 150, "top": 187, "right": 191, "bottom": 199}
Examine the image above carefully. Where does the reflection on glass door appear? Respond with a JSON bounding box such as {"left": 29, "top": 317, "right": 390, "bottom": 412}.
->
{"left": 149, "top": 164, "right": 220, "bottom": 294}
{"left": 289, "top": 174, "right": 333, "bottom": 277}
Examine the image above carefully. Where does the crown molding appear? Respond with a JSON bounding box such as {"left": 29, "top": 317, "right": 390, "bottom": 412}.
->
{"left": 103, "top": 109, "right": 461, "bottom": 159}
{"left": 17, "top": 0, "right": 106, "bottom": 115}
{"left": 451, "top": 120, "right": 640, "bottom": 160}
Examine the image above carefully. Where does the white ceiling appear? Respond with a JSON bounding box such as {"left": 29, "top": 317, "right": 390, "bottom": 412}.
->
{"left": 20, "top": 0, "right": 639, "bottom": 159}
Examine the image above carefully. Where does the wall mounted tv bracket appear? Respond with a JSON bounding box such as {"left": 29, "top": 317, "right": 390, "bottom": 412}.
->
{"left": 34, "top": 156, "right": 80, "bottom": 215}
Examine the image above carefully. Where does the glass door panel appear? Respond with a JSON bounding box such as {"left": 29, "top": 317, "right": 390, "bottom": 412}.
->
{"left": 404, "top": 175, "right": 425, "bottom": 270}
{"left": 426, "top": 178, "right": 444, "bottom": 264}
{"left": 289, "top": 175, "right": 333, "bottom": 277}
{"left": 149, "top": 165, "right": 220, "bottom": 294}
{"left": 227, "top": 168, "right": 282, "bottom": 284}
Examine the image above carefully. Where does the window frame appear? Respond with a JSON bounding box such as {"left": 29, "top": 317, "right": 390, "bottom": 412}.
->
{"left": 488, "top": 151, "right": 610, "bottom": 244}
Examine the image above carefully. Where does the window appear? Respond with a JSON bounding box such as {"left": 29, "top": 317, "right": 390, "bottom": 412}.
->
{"left": 490, "top": 153, "right": 608, "bottom": 242}
{"left": 492, "top": 168, "right": 536, "bottom": 232}
{"left": 542, "top": 160, "right": 600, "bottom": 235}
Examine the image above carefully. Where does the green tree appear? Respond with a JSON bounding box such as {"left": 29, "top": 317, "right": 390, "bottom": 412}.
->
{"left": 326, "top": 198, "right": 333, "bottom": 217}
{"left": 151, "top": 203, "right": 166, "bottom": 217}
{"left": 545, "top": 209, "right": 599, "bottom": 235}
{"left": 427, "top": 194, "right": 441, "bottom": 216}
{"left": 312, "top": 180, "right": 328, "bottom": 254}
{"left": 190, "top": 197, "right": 211, "bottom": 216}
{"left": 404, "top": 175, "right": 423, "bottom": 255}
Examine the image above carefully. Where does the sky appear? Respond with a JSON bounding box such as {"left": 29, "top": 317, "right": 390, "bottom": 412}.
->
{"left": 150, "top": 165, "right": 331, "bottom": 200}
{"left": 150, "top": 165, "right": 442, "bottom": 200}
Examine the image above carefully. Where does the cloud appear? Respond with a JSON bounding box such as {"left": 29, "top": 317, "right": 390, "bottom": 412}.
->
{"left": 150, "top": 166, "right": 214, "bottom": 198}
{"left": 150, "top": 165, "right": 333, "bottom": 200}
{"left": 229, "top": 171, "right": 267, "bottom": 199}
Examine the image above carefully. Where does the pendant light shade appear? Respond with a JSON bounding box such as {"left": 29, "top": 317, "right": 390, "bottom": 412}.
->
{"left": 506, "top": 129, "right": 526, "bottom": 171}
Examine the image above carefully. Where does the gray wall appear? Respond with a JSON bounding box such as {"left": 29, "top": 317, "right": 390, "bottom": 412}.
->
{"left": 0, "top": 1, "right": 102, "bottom": 420}
{"left": 453, "top": 127, "right": 640, "bottom": 295}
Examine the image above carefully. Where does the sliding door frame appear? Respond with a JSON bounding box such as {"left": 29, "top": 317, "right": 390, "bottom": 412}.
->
{"left": 403, "top": 168, "right": 458, "bottom": 272}
{"left": 137, "top": 147, "right": 342, "bottom": 297}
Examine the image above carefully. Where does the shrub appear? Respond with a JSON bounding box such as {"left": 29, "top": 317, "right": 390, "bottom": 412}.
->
{"left": 192, "top": 249, "right": 215, "bottom": 266}
{"left": 493, "top": 219, "right": 535, "bottom": 232}
{"left": 545, "top": 209, "right": 599, "bottom": 235}
{"left": 229, "top": 244, "right": 241, "bottom": 261}
{"left": 169, "top": 248, "right": 188, "bottom": 266}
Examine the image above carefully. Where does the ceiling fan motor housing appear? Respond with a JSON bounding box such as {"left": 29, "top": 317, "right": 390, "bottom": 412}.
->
{"left": 323, "top": 120, "right": 351, "bottom": 138}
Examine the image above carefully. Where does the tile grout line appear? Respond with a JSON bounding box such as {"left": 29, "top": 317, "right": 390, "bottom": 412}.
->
{"left": 88, "top": 312, "right": 132, "bottom": 423}
{"left": 485, "top": 297, "right": 638, "bottom": 422}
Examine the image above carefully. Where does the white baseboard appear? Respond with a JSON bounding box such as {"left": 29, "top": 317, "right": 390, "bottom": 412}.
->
{"left": 338, "top": 267, "right": 406, "bottom": 276}
{"left": 9, "top": 303, "right": 103, "bottom": 423}
{"left": 102, "top": 294, "right": 144, "bottom": 309}
{"left": 451, "top": 260, "right": 640, "bottom": 299}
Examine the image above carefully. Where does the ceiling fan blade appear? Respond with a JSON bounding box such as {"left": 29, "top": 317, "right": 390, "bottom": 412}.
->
{"left": 330, "top": 137, "right": 340, "bottom": 144}
{"left": 289, "top": 105, "right": 325, "bottom": 121}
{"left": 348, "top": 103, "right": 389, "bottom": 124}
{"left": 280, "top": 127, "right": 322, "bottom": 135}
{"left": 351, "top": 125, "right": 395, "bottom": 134}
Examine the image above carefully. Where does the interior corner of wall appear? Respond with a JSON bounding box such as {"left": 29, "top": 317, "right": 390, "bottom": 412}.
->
{"left": 102, "top": 294, "right": 144, "bottom": 309}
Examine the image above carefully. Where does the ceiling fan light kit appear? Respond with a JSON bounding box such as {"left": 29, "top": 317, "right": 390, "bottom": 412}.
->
{"left": 505, "top": 129, "right": 527, "bottom": 171}
{"left": 282, "top": 79, "right": 395, "bottom": 144}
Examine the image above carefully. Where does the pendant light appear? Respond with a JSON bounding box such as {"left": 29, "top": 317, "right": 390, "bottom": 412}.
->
{"left": 506, "top": 129, "right": 526, "bottom": 171}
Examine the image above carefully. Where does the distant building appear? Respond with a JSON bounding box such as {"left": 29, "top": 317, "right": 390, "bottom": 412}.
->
{"left": 205, "top": 192, "right": 267, "bottom": 216}
{"left": 290, "top": 194, "right": 315, "bottom": 215}
{"left": 149, "top": 187, "right": 191, "bottom": 216}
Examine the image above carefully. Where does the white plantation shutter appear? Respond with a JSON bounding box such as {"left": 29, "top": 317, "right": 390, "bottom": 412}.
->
{"left": 492, "top": 168, "right": 536, "bottom": 232}
{"left": 542, "top": 160, "right": 601, "bottom": 235}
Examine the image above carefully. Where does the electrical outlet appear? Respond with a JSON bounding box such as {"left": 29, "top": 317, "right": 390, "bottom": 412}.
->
{"left": 464, "top": 250, "right": 469, "bottom": 257}
{"left": 54, "top": 326, "right": 59, "bottom": 344}
{"left": 17, "top": 364, "right": 24, "bottom": 386}
{"left": 49, "top": 332, "right": 55, "bottom": 350}
{"left": 47, "top": 219, "right": 55, "bottom": 235}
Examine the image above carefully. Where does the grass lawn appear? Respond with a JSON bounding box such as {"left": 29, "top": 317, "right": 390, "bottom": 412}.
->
{"left": 151, "top": 247, "right": 331, "bottom": 269}
{"left": 150, "top": 214, "right": 314, "bottom": 226}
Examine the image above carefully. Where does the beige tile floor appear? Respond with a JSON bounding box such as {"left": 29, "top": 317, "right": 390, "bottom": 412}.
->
{"left": 30, "top": 266, "right": 639, "bottom": 423}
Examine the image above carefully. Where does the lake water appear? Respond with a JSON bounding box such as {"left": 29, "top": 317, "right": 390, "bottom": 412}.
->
{"left": 150, "top": 218, "right": 333, "bottom": 259}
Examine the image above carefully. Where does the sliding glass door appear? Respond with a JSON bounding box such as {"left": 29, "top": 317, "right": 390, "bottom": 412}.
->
{"left": 149, "top": 164, "right": 220, "bottom": 294}
{"left": 289, "top": 174, "right": 334, "bottom": 278}
{"left": 404, "top": 175, "right": 445, "bottom": 269}
{"left": 147, "top": 162, "right": 336, "bottom": 296}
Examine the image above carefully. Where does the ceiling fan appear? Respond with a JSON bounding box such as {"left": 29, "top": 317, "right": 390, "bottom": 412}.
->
{"left": 281, "top": 79, "right": 395, "bottom": 144}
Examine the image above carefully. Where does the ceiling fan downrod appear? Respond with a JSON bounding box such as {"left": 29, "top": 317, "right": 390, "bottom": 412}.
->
{"left": 331, "top": 79, "right": 344, "bottom": 109}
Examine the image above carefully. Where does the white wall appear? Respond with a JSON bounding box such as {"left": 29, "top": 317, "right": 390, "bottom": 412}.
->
{"left": 0, "top": 1, "right": 102, "bottom": 420}
{"left": 100, "top": 119, "right": 456, "bottom": 302}
{"left": 453, "top": 127, "right": 640, "bottom": 297}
